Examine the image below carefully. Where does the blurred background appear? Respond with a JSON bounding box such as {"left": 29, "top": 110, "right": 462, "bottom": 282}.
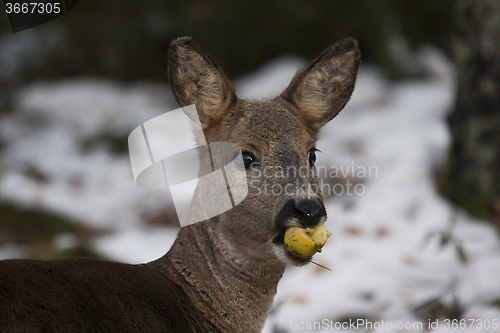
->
{"left": 0, "top": 1, "right": 499, "bottom": 332}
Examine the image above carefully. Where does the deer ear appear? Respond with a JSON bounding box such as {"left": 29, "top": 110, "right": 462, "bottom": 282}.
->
{"left": 168, "top": 37, "right": 236, "bottom": 129}
{"left": 281, "top": 38, "right": 361, "bottom": 131}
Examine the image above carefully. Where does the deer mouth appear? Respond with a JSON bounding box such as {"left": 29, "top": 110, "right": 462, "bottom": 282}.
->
{"left": 272, "top": 199, "right": 329, "bottom": 265}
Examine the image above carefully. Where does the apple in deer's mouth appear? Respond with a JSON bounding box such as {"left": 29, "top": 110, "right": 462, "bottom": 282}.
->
{"left": 284, "top": 224, "right": 331, "bottom": 261}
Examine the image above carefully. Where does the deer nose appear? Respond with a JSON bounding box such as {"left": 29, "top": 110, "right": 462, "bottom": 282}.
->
{"left": 294, "top": 199, "right": 326, "bottom": 221}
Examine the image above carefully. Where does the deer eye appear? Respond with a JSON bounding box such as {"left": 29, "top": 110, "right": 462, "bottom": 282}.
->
{"left": 242, "top": 152, "right": 257, "bottom": 169}
{"left": 308, "top": 149, "right": 319, "bottom": 167}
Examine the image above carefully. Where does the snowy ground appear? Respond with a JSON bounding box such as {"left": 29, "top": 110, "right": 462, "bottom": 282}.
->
{"left": 0, "top": 47, "right": 499, "bottom": 332}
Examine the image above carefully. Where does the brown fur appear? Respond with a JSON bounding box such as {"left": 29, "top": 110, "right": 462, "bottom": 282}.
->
{"left": 0, "top": 37, "right": 360, "bottom": 332}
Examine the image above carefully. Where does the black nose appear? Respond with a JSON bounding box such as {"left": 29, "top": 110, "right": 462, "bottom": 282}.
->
{"left": 294, "top": 199, "right": 326, "bottom": 225}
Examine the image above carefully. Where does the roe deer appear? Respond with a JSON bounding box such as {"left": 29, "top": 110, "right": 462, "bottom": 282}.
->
{"left": 0, "top": 37, "right": 360, "bottom": 332}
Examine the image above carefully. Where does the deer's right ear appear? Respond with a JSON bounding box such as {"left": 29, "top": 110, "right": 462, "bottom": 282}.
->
{"left": 281, "top": 38, "right": 361, "bottom": 132}
{"left": 168, "top": 37, "right": 236, "bottom": 129}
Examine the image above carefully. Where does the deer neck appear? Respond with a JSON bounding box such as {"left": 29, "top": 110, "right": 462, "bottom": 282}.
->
{"left": 151, "top": 219, "right": 286, "bottom": 332}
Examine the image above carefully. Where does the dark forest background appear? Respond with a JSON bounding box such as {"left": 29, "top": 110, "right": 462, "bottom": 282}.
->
{"left": 0, "top": 1, "right": 454, "bottom": 91}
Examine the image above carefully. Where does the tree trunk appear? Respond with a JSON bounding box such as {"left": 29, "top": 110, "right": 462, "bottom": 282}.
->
{"left": 441, "top": 0, "right": 500, "bottom": 223}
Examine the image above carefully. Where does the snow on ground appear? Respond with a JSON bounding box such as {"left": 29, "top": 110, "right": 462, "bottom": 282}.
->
{"left": 0, "top": 47, "right": 499, "bottom": 331}
{"left": 0, "top": 80, "right": 181, "bottom": 262}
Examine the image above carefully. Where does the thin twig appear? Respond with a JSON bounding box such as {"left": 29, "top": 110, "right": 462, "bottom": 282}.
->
{"left": 311, "top": 261, "right": 331, "bottom": 271}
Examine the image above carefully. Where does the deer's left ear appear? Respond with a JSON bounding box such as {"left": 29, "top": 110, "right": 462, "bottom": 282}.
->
{"left": 281, "top": 38, "right": 361, "bottom": 132}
